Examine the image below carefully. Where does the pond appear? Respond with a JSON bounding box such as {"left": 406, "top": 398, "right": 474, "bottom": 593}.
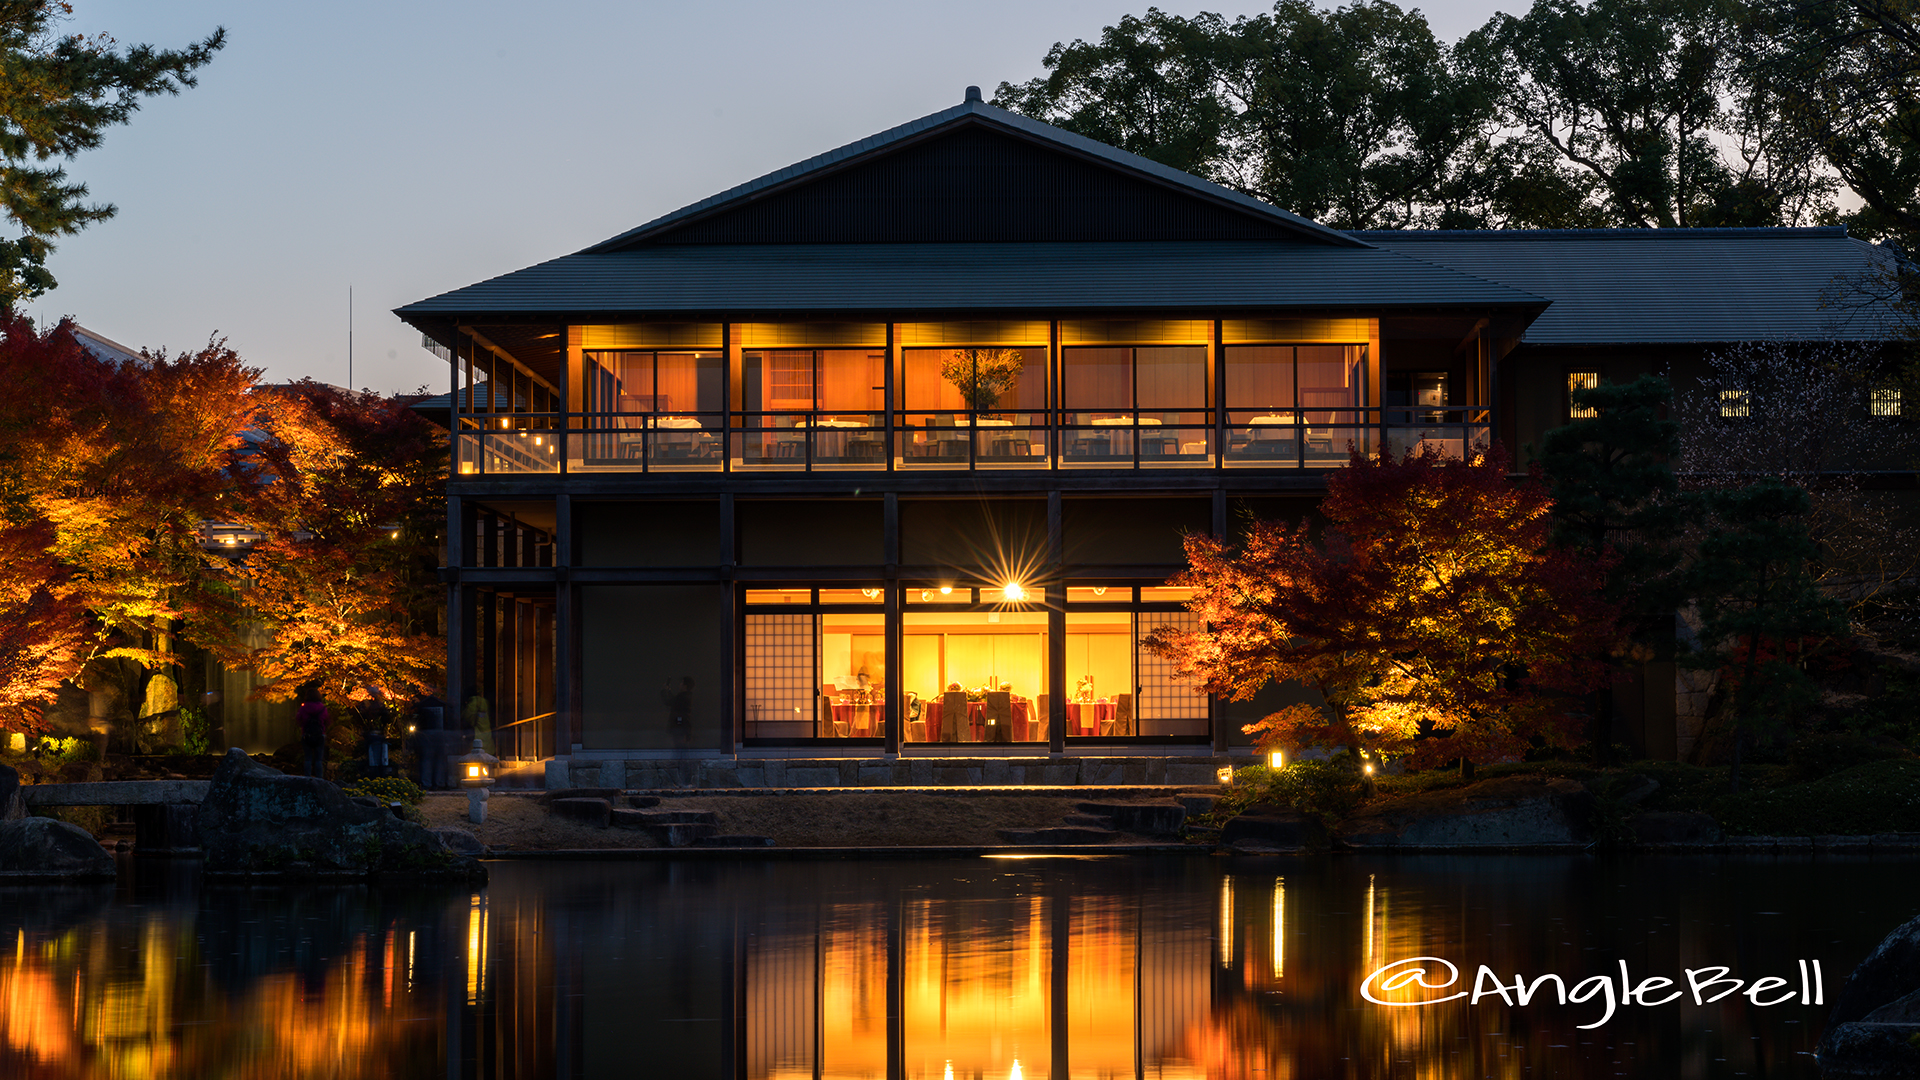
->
{"left": 0, "top": 853, "right": 1912, "bottom": 1078}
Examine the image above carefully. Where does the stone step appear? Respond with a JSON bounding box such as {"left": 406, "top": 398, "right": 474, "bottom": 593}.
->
{"left": 1075, "top": 801, "right": 1187, "bottom": 835}
{"left": 997, "top": 827, "right": 1114, "bottom": 845}
{"left": 1062, "top": 813, "right": 1113, "bottom": 828}
{"left": 645, "top": 822, "right": 720, "bottom": 847}
{"left": 610, "top": 808, "right": 719, "bottom": 828}
{"left": 694, "top": 835, "right": 775, "bottom": 848}
{"left": 1177, "top": 795, "right": 1219, "bottom": 817}
{"left": 543, "top": 787, "right": 622, "bottom": 805}
{"left": 627, "top": 795, "right": 661, "bottom": 808}
{"left": 550, "top": 797, "right": 612, "bottom": 828}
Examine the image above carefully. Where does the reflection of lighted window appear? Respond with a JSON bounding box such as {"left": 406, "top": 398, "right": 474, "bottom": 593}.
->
{"left": 1720, "top": 388, "right": 1749, "bottom": 418}
{"left": 1567, "top": 371, "right": 1599, "bottom": 419}
{"left": 467, "top": 896, "right": 488, "bottom": 1005}
{"left": 1873, "top": 385, "right": 1903, "bottom": 417}
{"left": 1273, "top": 878, "right": 1285, "bottom": 979}
{"left": 1218, "top": 876, "right": 1234, "bottom": 968}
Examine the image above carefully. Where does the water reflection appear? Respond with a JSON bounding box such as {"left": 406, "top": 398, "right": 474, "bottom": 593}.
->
{"left": 0, "top": 854, "right": 1911, "bottom": 1078}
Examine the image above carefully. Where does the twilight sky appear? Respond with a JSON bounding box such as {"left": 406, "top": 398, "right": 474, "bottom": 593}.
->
{"left": 42, "top": 0, "right": 1520, "bottom": 394}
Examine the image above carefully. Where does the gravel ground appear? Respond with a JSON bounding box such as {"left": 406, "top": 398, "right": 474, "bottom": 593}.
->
{"left": 417, "top": 791, "right": 1165, "bottom": 849}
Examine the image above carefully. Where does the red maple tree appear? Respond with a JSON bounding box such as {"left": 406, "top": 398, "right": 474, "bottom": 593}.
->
{"left": 1149, "top": 447, "right": 1618, "bottom": 768}
{"left": 198, "top": 380, "right": 446, "bottom": 710}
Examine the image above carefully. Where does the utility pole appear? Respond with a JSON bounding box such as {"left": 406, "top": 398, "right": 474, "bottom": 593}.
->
{"left": 348, "top": 286, "right": 354, "bottom": 391}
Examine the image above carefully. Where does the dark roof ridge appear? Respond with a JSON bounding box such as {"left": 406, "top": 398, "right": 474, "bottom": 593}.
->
{"left": 1346, "top": 226, "right": 1851, "bottom": 241}
{"left": 585, "top": 97, "right": 1366, "bottom": 252}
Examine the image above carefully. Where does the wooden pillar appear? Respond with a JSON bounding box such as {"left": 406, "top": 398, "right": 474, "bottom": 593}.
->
{"left": 719, "top": 494, "right": 738, "bottom": 751}
{"left": 1212, "top": 487, "right": 1228, "bottom": 753}
{"left": 554, "top": 493, "right": 578, "bottom": 753}
{"left": 1047, "top": 491, "right": 1066, "bottom": 756}
{"left": 883, "top": 492, "right": 901, "bottom": 755}
{"left": 480, "top": 590, "right": 498, "bottom": 729}
{"left": 446, "top": 495, "right": 470, "bottom": 714}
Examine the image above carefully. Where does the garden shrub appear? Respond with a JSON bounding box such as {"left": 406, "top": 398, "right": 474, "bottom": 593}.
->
{"left": 340, "top": 776, "right": 426, "bottom": 807}
{"left": 1711, "top": 759, "right": 1920, "bottom": 835}
{"left": 1786, "top": 732, "right": 1913, "bottom": 782}
{"left": 1219, "top": 760, "right": 1367, "bottom": 824}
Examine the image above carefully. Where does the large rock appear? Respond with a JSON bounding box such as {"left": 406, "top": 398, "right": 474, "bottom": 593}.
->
{"left": 1220, "top": 810, "right": 1331, "bottom": 852}
{"left": 0, "top": 762, "right": 22, "bottom": 821}
{"left": 0, "top": 817, "right": 114, "bottom": 878}
{"left": 197, "top": 749, "right": 483, "bottom": 881}
{"left": 1818, "top": 912, "right": 1920, "bottom": 1076}
{"left": 430, "top": 827, "right": 487, "bottom": 855}
{"left": 1334, "top": 777, "right": 1594, "bottom": 849}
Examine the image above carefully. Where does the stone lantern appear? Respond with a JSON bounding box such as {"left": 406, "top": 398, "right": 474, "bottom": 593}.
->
{"left": 457, "top": 737, "right": 497, "bottom": 824}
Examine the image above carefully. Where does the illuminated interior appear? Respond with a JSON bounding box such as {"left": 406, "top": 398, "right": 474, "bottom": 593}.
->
{"left": 740, "top": 586, "right": 1206, "bottom": 742}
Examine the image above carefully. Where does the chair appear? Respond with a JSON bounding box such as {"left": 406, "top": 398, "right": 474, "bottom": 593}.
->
{"left": 1033, "top": 693, "right": 1049, "bottom": 742}
{"left": 1113, "top": 693, "right": 1134, "bottom": 737}
{"left": 942, "top": 690, "right": 970, "bottom": 743}
{"left": 905, "top": 692, "right": 925, "bottom": 742}
{"left": 984, "top": 691, "right": 1013, "bottom": 744}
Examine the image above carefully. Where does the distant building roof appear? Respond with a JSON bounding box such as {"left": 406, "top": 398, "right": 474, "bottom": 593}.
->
{"left": 72, "top": 325, "right": 143, "bottom": 365}
{"left": 1349, "top": 227, "right": 1900, "bottom": 344}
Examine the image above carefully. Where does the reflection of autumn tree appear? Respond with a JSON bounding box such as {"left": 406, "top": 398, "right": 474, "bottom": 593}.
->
{"left": 1150, "top": 448, "right": 1615, "bottom": 768}
{"left": 200, "top": 381, "right": 446, "bottom": 711}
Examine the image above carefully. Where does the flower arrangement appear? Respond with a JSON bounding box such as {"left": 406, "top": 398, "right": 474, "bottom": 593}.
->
{"left": 941, "top": 348, "right": 1025, "bottom": 417}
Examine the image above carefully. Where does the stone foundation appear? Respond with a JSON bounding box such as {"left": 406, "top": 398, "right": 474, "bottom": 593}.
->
{"left": 549, "top": 755, "right": 1232, "bottom": 791}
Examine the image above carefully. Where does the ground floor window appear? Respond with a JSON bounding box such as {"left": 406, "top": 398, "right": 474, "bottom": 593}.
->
{"left": 741, "top": 586, "right": 1207, "bottom": 744}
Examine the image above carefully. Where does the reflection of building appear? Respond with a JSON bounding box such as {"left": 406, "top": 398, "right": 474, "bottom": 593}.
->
{"left": 397, "top": 90, "right": 1898, "bottom": 768}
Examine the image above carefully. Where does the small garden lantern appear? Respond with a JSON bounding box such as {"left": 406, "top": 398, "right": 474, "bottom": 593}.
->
{"left": 457, "top": 737, "right": 497, "bottom": 824}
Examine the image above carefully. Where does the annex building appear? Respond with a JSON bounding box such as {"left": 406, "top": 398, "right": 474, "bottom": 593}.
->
{"left": 396, "top": 88, "right": 1896, "bottom": 784}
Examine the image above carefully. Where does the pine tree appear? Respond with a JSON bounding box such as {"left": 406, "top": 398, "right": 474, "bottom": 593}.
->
{"left": 0, "top": 2, "right": 224, "bottom": 307}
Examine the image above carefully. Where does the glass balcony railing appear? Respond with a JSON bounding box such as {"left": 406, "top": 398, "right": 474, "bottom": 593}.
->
{"left": 449, "top": 408, "right": 1497, "bottom": 476}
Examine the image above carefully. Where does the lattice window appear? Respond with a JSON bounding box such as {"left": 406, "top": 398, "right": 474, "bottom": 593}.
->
{"left": 745, "top": 613, "right": 814, "bottom": 737}
{"left": 1719, "top": 387, "right": 1750, "bottom": 419}
{"left": 1873, "top": 385, "right": 1903, "bottom": 418}
{"left": 1567, "top": 371, "right": 1599, "bottom": 419}
{"left": 1136, "top": 610, "right": 1205, "bottom": 720}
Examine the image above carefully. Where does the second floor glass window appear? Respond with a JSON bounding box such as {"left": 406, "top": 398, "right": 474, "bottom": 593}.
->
{"left": 744, "top": 350, "right": 887, "bottom": 415}
{"left": 583, "top": 350, "right": 723, "bottom": 417}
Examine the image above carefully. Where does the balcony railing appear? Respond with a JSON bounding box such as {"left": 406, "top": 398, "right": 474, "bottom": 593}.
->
{"left": 450, "top": 408, "right": 1495, "bottom": 477}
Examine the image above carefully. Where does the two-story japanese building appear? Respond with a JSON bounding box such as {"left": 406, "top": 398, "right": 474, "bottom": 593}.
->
{"left": 396, "top": 88, "right": 1896, "bottom": 784}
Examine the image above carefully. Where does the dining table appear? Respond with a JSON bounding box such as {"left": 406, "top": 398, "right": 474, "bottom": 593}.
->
{"left": 918, "top": 698, "right": 1035, "bottom": 742}
{"left": 828, "top": 701, "right": 880, "bottom": 737}
{"left": 812, "top": 417, "right": 873, "bottom": 459}
{"left": 1065, "top": 700, "right": 1117, "bottom": 735}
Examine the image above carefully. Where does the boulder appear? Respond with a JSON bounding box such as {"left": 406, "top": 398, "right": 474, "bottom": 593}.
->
{"left": 0, "top": 817, "right": 114, "bottom": 878}
{"left": 1627, "top": 810, "right": 1722, "bottom": 845}
{"left": 430, "top": 827, "right": 487, "bottom": 855}
{"left": 1334, "top": 777, "right": 1594, "bottom": 849}
{"left": 0, "top": 762, "right": 22, "bottom": 821}
{"left": 1220, "top": 811, "right": 1331, "bottom": 852}
{"left": 1818, "top": 912, "right": 1920, "bottom": 1076}
{"left": 197, "top": 748, "right": 483, "bottom": 882}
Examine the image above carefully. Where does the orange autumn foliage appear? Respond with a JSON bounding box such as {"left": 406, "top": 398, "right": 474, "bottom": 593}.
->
{"left": 1147, "top": 446, "right": 1617, "bottom": 766}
